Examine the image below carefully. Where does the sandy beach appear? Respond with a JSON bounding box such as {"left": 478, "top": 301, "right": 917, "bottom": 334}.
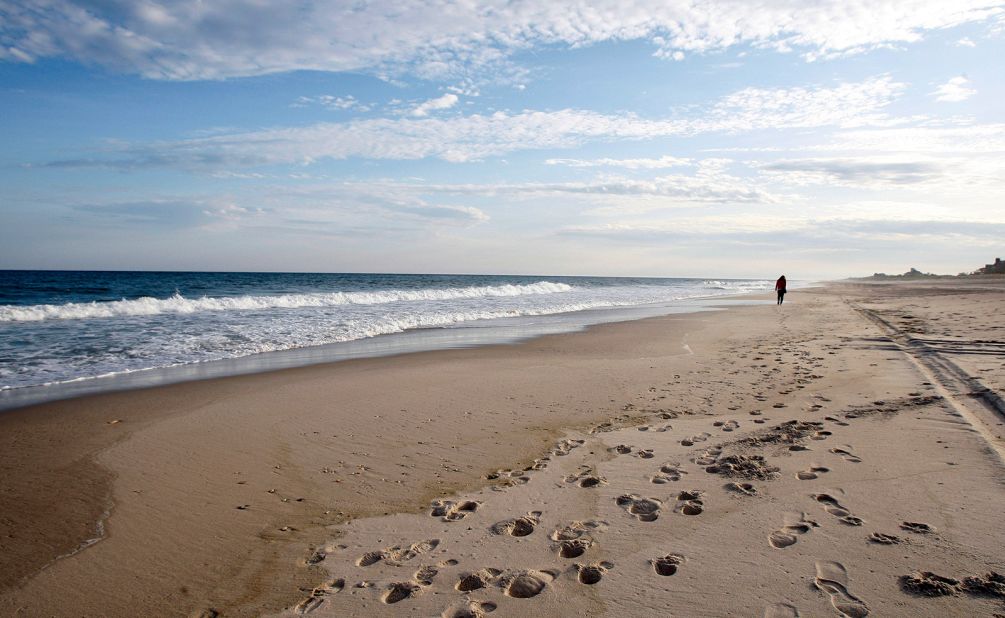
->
{"left": 2, "top": 279, "right": 1004, "bottom": 617}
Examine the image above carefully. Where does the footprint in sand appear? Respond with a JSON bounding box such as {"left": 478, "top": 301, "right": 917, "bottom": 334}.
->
{"left": 498, "top": 569, "right": 559, "bottom": 598}
{"left": 552, "top": 439, "right": 585, "bottom": 456}
{"left": 769, "top": 512, "right": 818, "bottom": 548}
{"left": 441, "top": 601, "right": 498, "bottom": 618}
{"left": 414, "top": 565, "right": 438, "bottom": 586}
{"left": 725, "top": 481, "right": 758, "bottom": 496}
{"left": 382, "top": 581, "right": 421, "bottom": 604}
{"left": 487, "top": 457, "right": 547, "bottom": 482}
{"left": 491, "top": 512, "right": 541, "bottom": 537}
{"left": 675, "top": 490, "right": 705, "bottom": 515}
{"left": 616, "top": 494, "right": 663, "bottom": 522}
{"left": 550, "top": 520, "right": 607, "bottom": 558}
{"left": 680, "top": 432, "right": 712, "bottom": 447}
{"left": 431, "top": 500, "right": 480, "bottom": 522}
{"left": 764, "top": 603, "right": 800, "bottom": 618}
{"left": 305, "top": 547, "right": 326, "bottom": 566}
{"left": 651, "top": 553, "right": 686, "bottom": 576}
{"left": 829, "top": 447, "right": 862, "bottom": 463}
{"left": 714, "top": 420, "right": 739, "bottom": 432}
{"left": 575, "top": 561, "right": 615, "bottom": 585}
{"left": 814, "top": 560, "right": 869, "bottom": 617}
{"left": 635, "top": 448, "right": 655, "bottom": 459}
{"left": 610, "top": 444, "right": 634, "bottom": 455}
{"left": 694, "top": 448, "right": 721, "bottom": 466}
{"left": 900, "top": 521, "right": 936, "bottom": 534}
{"left": 811, "top": 430, "right": 833, "bottom": 441}
{"left": 565, "top": 466, "right": 608, "bottom": 488}
{"left": 868, "top": 532, "right": 902, "bottom": 545}
{"left": 486, "top": 469, "right": 531, "bottom": 486}
{"left": 456, "top": 568, "right": 503, "bottom": 592}
{"left": 651, "top": 463, "right": 687, "bottom": 484}
{"left": 900, "top": 571, "right": 961, "bottom": 596}
{"left": 812, "top": 494, "right": 864, "bottom": 526}
{"left": 796, "top": 464, "right": 830, "bottom": 480}
{"left": 824, "top": 416, "right": 850, "bottom": 427}
{"left": 292, "top": 578, "right": 345, "bottom": 614}
{"left": 357, "top": 539, "right": 441, "bottom": 567}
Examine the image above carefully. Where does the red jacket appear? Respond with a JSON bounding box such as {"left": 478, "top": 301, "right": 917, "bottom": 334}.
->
{"left": 775, "top": 276, "right": 786, "bottom": 291}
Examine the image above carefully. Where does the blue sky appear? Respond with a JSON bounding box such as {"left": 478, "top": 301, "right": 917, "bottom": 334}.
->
{"left": 1, "top": 1, "right": 1004, "bottom": 278}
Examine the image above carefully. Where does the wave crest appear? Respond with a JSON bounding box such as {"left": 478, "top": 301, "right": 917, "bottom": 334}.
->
{"left": 0, "top": 281, "right": 574, "bottom": 322}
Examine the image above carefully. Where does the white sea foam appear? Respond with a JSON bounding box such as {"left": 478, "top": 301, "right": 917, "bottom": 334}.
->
{"left": 0, "top": 281, "right": 574, "bottom": 322}
{"left": 1, "top": 276, "right": 779, "bottom": 393}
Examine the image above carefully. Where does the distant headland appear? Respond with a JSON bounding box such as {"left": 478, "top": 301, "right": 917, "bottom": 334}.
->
{"left": 857, "top": 257, "right": 1005, "bottom": 280}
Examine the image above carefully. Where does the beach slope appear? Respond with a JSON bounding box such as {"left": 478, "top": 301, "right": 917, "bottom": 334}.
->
{"left": 2, "top": 280, "right": 1004, "bottom": 617}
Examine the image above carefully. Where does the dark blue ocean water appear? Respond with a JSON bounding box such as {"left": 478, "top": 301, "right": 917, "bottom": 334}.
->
{"left": 0, "top": 270, "right": 774, "bottom": 400}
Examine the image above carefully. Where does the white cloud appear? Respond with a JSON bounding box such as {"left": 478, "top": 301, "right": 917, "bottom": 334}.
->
{"left": 42, "top": 76, "right": 906, "bottom": 169}
{"left": 546, "top": 155, "right": 692, "bottom": 169}
{"left": 423, "top": 174, "right": 778, "bottom": 204}
{"left": 757, "top": 154, "right": 1005, "bottom": 197}
{"left": 411, "top": 93, "right": 459, "bottom": 117}
{"left": 955, "top": 36, "right": 977, "bottom": 46}
{"left": 293, "top": 95, "right": 368, "bottom": 111}
{"left": 704, "top": 75, "right": 907, "bottom": 130}
{"left": 559, "top": 216, "right": 1005, "bottom": 247}
{"left": 712, "top": 123, "right": 1005, "bottom": 155}
{"left": 1, "top": 1, "right": 1001, "bottom": 80}
{"left": 332, "top": 157, "right": 783, "bottom": 209}
{"left": 261, "top": 184, "right": 490, "bottom": 227}
{"left": 759, "top": 157, "right": 947, "bottom": 187}
{"left": 825, "top": 123, "right": 1005, "bottom": 153}
{"left": 932, "top": 76, "right": 976, "bottom": 102}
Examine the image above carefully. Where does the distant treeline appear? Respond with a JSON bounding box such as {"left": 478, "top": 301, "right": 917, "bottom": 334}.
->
{"left": 856, "top": 258, "right": 1005, "bottom": 280}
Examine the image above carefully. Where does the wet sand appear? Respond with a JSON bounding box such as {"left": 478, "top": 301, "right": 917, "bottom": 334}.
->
{"left": 2, "top": 280, "right": 1004, "bottom": 617}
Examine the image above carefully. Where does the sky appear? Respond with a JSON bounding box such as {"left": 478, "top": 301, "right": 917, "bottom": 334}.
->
{"left": 1, "top": 1, "right": 1004, "bottom": 279}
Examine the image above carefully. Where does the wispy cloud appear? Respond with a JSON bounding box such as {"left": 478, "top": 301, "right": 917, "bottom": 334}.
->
{"left": 292, "top": 95, "right": 369, "bottom": 112}
{"left": 546, "top": 155, "right": 692, "bottom": 169}
{"left": 69, "top": 199, "right": 264, "bottom": 228}
{"left": 932, "top": 76, "right": 976, "bottom": 102}
{"left": 38, "top": 76, "right": 906, "bottom": 169}
{"left": 824, "top": 123, "right": 1005, "bottom": 153}
{"left": 759, "top": 157, "right": 947, "bottom": 186}
{"left": 1, "top": 1, "right": 1001, "bottom": 80}
{"left": 559, "top": 217, "right": 1005, "bottom": 248}
{"left": 411, "top": 93, "right": 459, "bottom": 116}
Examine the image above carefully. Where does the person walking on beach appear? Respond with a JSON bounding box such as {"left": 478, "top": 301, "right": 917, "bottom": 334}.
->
{"left": 775, "top": 275, "right": 787, "bottom": 305}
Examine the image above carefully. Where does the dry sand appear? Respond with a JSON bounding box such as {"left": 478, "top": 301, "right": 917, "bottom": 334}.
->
{"left": 1, "top": 280, "right": 1004, "bottom": 617}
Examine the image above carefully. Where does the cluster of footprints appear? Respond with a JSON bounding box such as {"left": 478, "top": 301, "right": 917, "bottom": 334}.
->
{"left": 294, "top": 432, "right": 702, "bottom": 615}
{"left": 295, "top": 391, "right": 909, "bottom": 616}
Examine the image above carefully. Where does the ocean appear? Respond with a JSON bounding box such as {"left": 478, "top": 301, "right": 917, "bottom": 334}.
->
{"left": 0, "top": 270, "right": 776, "bottom": 408}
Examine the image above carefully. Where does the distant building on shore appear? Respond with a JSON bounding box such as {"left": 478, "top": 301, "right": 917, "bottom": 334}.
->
{"left": 860, "top": 258, "right": 1003, "bottom": 280}
{"left": 978, "top": 257, "right": 1005, "bottom": 274}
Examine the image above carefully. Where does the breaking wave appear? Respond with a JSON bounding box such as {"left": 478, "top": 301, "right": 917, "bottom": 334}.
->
{"left": 0, "top": 281, "right": 574, "bottom": 322}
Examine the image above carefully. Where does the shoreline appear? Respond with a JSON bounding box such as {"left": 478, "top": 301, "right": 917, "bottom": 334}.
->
{"left": 2, "top": 279, "right": 1003, "bottom": 617}
{"left": 1, "top": 292, "right": 752, "bottom": 614}
{"left": 0, "top": 291, "right": 778, "bottom": 412}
